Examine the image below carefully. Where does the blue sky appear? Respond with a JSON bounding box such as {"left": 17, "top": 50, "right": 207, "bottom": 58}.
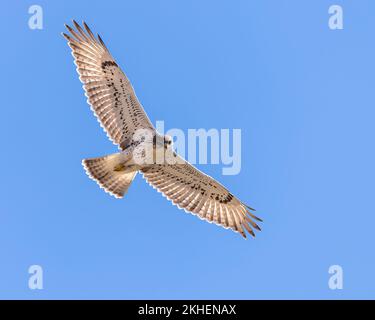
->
{"left": 1, "top": 0, "right": 374, "bottom": 299}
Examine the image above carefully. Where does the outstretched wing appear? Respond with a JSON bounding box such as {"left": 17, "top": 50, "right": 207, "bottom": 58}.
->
{"left": 141, "top": 155, "right": 261, "bottom": 238}
{"left": 62, "top": 21, "right": 154, "bottom": 149}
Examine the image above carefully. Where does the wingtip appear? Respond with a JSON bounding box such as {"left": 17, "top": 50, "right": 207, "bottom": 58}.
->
{"left": 245, "top": 204, "right": 256, "bottom": 212}
{"left": 65, "top": 23, "right": 73, "bottom": 31}
{"left": 97, "top": 33, "right": 106, "bottom": 46}
{"left": 61, "top": 32, "right": 70, "bottom": 40}
{"left": 248, "top": 209, "right": 263, "bottom": 222}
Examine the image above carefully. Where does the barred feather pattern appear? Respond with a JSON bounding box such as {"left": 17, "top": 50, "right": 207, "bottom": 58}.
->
{"left": 82, "top": 154, "right": 137, "bottom": 199}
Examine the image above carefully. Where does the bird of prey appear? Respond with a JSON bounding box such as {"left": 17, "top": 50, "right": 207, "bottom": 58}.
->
{"left": 62, "top": 21, "right": 262, "bottom": 238}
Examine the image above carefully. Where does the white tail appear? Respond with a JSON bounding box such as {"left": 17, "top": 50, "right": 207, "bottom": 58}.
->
{"left": 82, "top": 153, "right": 137, "bottom": 198}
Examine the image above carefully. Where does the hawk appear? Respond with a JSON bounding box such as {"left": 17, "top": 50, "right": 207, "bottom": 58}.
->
{"left": 62, "top": 21, "right": 262, "bottom": 238}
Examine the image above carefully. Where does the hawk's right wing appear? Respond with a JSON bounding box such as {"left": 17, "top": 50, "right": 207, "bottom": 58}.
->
{"left": 141, "top": 154, "right": 261, "bottom": 238}
{"left": 63, "top": 21, "right": 154, "bottom": 150}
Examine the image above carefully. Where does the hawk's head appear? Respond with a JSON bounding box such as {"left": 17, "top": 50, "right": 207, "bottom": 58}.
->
{"left": 163, "top": 135, "right": 173, "bottom": 149}
{"left": 152, "top": 134, "right": 173, "bottom": 149}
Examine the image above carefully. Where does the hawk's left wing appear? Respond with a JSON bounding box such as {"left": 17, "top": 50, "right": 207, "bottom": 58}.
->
{"left": 141, "top": 155, "right": 261, "bottom": 238}
{"left": 62, "top": 21, "right": 155, "bottom": 150}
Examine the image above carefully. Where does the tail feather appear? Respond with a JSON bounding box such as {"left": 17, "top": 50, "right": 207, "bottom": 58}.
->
{"left": 82, "top": 153, "right": 137, "bottom": 198}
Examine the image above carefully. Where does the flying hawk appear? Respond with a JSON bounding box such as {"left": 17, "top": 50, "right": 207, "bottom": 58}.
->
{"left": 62, "top": 21, "right": 262, "bottom": 238}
